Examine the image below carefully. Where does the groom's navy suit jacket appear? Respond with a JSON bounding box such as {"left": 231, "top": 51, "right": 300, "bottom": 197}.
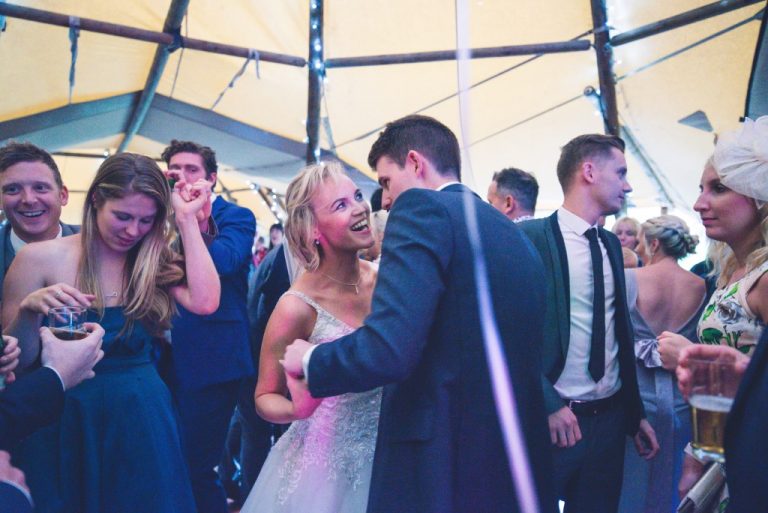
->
{"left": 519, "top": 213, "right": 644, "bottom": 434}
{"left": 308, "top": 185, "right": 556, "bottom": 513}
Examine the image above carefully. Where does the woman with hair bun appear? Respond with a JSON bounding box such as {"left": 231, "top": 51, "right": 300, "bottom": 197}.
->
{"left": 618, "top": 215, "right": 707, "bottom": 513}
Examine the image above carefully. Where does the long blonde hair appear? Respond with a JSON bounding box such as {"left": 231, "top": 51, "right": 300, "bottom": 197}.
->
{"left": 709, "top": 209, "right": 768, "bottom": 287}
{"left": 78, "top": 153, "right": 184, "bottom": 335}
{"left": 284, "top": 161, "right": 346, "bottom": 271}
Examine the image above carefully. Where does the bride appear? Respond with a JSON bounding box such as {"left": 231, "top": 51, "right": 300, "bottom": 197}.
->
{"left": 241, "top": 161, "right": 379, "bottom": 513}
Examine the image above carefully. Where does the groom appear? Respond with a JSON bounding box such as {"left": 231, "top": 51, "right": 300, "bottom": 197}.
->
{"left": 284, "top": 115, "right": 556, "bottom": 513}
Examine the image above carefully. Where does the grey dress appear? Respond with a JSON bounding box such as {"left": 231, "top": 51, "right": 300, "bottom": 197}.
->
{"left": 618, "top": 269, "right": 708, "bottom": 513}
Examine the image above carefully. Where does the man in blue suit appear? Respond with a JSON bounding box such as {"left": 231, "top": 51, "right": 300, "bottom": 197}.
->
{"left": 284, "top": 115, "right": 556, "bottom": 513}
{"left": 162, "top": 140, "right": 256, "bottom": 513}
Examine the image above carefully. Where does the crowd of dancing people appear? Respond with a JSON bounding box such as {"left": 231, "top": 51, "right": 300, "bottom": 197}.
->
{"left": 0, "top": 113, "right": 767, "bottom": 513}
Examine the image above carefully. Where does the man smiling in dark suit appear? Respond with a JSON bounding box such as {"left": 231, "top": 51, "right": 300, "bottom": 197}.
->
{"left": 519, "top": 134, "right": 658, "bottom": 513}
{"left": 284, "top": 115, "right": 556, "bottom": 513}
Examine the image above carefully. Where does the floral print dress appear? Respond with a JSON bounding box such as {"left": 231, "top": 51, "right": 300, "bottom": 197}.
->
{"left": 697, "top": 260, "right": 768, "bottom": 356}
{"left": 692, "top": 261, "right": 768, "bottom": 512}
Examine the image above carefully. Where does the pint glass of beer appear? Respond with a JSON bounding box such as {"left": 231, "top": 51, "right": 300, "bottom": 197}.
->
{"left": 688, "top": 358, "right": 741, "bottom": 463}
{"left": 48, "top": 306, "right": 88, "bottom": 341}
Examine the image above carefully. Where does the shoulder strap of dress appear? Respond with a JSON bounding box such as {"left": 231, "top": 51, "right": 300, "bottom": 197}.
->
{"left": 283, "top": 290, "right": 322, "bottom": 312}
{"left": 742, "top": 260, "right": 768, "bottom": 293}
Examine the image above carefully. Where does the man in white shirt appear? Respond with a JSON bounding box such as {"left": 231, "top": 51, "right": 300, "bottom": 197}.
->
{"left": 519, "top": 134, "right": 658, "bottom": 513}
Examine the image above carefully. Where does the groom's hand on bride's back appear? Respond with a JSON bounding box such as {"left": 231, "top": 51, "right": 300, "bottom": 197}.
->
{"left": 282, "top": 339, "right": 312, "bottom": 378}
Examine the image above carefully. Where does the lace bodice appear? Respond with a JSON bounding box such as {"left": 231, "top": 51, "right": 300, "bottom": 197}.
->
{"left": 271, "top": 291, "right": 382, "bottom": 506}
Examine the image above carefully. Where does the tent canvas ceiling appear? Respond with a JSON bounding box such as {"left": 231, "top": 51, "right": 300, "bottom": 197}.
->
{"left": 0, "top": 0, "right": 764, "bottom": 232}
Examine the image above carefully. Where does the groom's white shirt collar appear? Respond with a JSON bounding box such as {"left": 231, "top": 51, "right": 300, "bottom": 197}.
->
{"left": 436, "top": 181, "right": 461, "bottom": 191}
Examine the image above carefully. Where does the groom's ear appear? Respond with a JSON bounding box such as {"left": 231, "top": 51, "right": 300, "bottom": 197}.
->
{"left": 407, "top": 150, "right": 427, "bottom": 179}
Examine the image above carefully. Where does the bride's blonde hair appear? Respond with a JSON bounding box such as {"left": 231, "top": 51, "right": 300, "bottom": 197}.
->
{"left": 284, "top": 161, "right": 346, "bottom": 271}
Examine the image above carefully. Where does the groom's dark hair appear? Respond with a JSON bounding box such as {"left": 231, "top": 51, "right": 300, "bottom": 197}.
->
{"left": 367, "top": 115, "right": 461, "bottom": 181}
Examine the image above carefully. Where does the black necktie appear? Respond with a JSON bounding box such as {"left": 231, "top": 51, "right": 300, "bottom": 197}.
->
{"left": 585, "top": 228, "right": 605, "bottom": 382}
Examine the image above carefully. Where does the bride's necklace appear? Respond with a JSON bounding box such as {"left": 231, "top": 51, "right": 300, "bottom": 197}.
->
{"left": 104, "top": 291, "right": 119, "bottom": 299}
{"left": 320, "top": 271, "right": 361, "bottom": 295}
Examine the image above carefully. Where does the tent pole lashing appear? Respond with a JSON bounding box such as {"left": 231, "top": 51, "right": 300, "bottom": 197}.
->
{"left": 0, "top": 2, "right": 306, "bottom": 67}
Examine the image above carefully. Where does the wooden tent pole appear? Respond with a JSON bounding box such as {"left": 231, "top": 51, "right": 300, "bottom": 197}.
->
{"left": 306, "top": 0, "right": 323, "bottom": 164}
{"left": 611, "top": 0, "right": 763, "bottom": 47}
{"left": 590, "top": 0, "right": 619, "bottom": 137}
{"left": 0, "top": 3, "right": 306, "bottom": 67}
{"left": 325, "top": 40, "right": 590, "bottom": 68}
{"left": 117, "top": 0, "right": 189, "bottom": 152}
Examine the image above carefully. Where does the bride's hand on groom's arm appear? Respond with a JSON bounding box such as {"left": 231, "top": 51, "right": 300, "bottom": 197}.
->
{"left": 285, "top": 371, "right": 322, "bottom": 420}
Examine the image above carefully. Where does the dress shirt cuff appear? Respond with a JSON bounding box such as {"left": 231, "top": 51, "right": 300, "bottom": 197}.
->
{"left": 42, "top": 365, "right": 67, "bottom": 392}
{"left": 302, "top": 345, "right": 317, "bottom": 384}
{"left": 1, "top": 479, "right": 33, "bottom": 505}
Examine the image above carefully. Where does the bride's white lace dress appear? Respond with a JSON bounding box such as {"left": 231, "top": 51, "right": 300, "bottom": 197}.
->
{"left": 241, "top": 291, "right": 382, "bottom": 513}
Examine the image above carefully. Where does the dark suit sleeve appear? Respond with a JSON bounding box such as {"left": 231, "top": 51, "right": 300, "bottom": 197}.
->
{"left": 0, "top": 481, "right": 33, "bottom": 513}
{"left": 308, "top": 189, "right": 452, "bottom": 397}
{"left": 248, "top": 245, "right": 290, "bottom": 367}
{"left": 541, "top": 375, "right": 565, "bottom": 414}
{"left": 0, "top": 367, "right": 65, "bottom": 449}
{"left": 518, "top": 221, "right": 568, "bottom": 415}
{"left": 209, "top": 203, "right": 256, "bottom": 276}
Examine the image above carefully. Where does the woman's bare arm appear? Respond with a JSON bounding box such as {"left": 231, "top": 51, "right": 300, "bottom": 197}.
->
{"left": 254, "top": 294, "right": 321, "bottom": 424}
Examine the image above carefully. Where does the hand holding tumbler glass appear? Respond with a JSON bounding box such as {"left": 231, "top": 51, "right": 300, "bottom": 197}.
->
{"left": 678, "top": 344, "right": 751, "bottom": 465}
{"left": 48, "top": 306, "right": 88, "bottom": 341}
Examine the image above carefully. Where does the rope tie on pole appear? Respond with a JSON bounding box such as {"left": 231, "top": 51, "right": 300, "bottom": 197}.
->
{"left": 68, "top": 15, "right": 80, "bottom": 104}
{"left": 210, "top": 48, "right": 261, "bottom": 110}
{"left": 592, "top": 23, "right": 613, "bottom": 35}
{"left": 166, "top": 27, "right": 184, "bottom": 53}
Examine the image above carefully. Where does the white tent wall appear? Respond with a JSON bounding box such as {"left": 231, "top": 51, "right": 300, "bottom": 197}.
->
{"left": 0, "top": 0, "right": 764, "bottom": 230}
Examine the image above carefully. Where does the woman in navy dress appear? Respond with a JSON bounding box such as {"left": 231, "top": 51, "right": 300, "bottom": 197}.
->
{"left": 2, "top": 153, "right": 220, "bottom": 512}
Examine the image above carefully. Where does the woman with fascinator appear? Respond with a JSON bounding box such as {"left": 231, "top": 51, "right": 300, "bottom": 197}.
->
{"left": 656, "top": 116, "right": 768, "bottom": 508}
